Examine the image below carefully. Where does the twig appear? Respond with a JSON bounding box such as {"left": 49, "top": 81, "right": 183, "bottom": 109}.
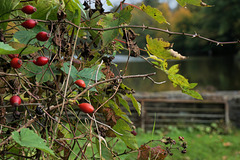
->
{"left": 86, "top": 114, "right": 123, "bottom": 136}
{"left": 147, "top": 76, "right": 166, "bottom": 85}
{"left": 42, "top": 109, "right": 71, "bottom": 133}
{"left": 123, "top": 28, "right": 131, "bottom": 76}
{"left": 63, "top": 23, "right": 240, "bottom": 45}
{"left": 95, "top": 60, "right": 103, "bottom": 83}
{"left": 94, "top": 82, "right": 121, "bottom": 113}
{"left": 1, "top": 18, "right": 238, "bottom": 45}
{"left": 73, "top": 72, "right": 156, "bottom": 101}
{"left": 47, "top": 72, "right": 156, "bottom": 111}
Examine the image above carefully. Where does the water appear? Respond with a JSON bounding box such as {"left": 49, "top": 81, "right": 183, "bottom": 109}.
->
{"left": 113, "top": 56, "right": 240, "bottom": 92}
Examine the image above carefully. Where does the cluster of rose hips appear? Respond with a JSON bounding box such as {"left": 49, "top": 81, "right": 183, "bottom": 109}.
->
{"left": 9, "top": 5, "right": 95, "bottom": 118}
{"left": 74, "top": 80, "right": 95, "bottom": 113}
{"left": 9, "top": 5, "right": 50, "bottom": 69}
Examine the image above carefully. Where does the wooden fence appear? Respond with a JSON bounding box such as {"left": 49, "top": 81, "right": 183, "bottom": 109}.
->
{"left": 126, "top": 98, "right": 230, "bottom": 131}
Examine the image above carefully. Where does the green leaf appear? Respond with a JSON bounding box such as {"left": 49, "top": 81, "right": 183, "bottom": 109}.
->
{"left": 126, "top": 94, "right": 141, "bottom": 116}
{"left": 189, "top": 83, "right": 198, "bottom": 89}
{"left": 109, "top": 100, "right": 132, "bottom": 123}
{"left": 95, "top": 139, "right": 113, "bottom": 160}
{"left": 20, "top": 62, "right": 60, "bottom": 83}
{"left": 116, "top": 94, "right": 131, "bottom": 115}
{"left": 113, "top": 119, "right": 138, "bottom": 149}
{"left": 182, "top": 87, "right": 203, "bottom": 100}
{"left": 0, "top": 0, "right": 19, "bottom": 30}
{"left": 168, "top": 73, "right": 190, "bottom": 88}
{"left": 64, "top": 0, "right": 82, "bottom": 25}
{"left": 117, "top": 6, "right": 133, "bottom": 24}
{"left": 0, "top": 42, "right": 15, "bottom": 54}
{"left": 99, "top": 13, "right": 119, "bottom": 46}
{"left": 60, "top": 62, "right": 99, "bottom": 91}
{"left": 19, "top": 62, "right": 41, "bottom": 78}
{"left": 10, "top": 45, "right": 41, "bottom": 55}
{"left": 13, "top": 31, "right": 36, "bottom": 44}
{"left": 146, "top": 35, "right": 186, "bottom": 60}
{"left": 140, "top": 4, "right": 169, "bottom": 24}
{"left": 176, "top": 0, "right": 211, "bottom": 7}
{"left": 78, "top": 65, "right": 105, "bottom": 81}
{"left": 168, "top": 64, "right": 180, "bottom": 75}
{"left": 13, "top": 26, "right": 52, "bottom": 47}
{"left": 31, "top": 0, "right": 60, "bottom": 20}
{"left": 61, "top": 62, "right": 79, "bottom": 81}
{"left": 106, "top": 0, "right": 113, "bottom": 7}
{"left": 0, "top": 44, "right": 41, "bottom": 55}
{"left": 12, "top": 128, "right": 55, "bottom": 156}
{"left": 98, "top": 6, "right": 133, "bottom": 46}
{"left": 36, "top": 64, "right": 60, "bottom": 83}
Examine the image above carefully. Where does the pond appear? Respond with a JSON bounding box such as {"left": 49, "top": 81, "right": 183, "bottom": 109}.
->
{"left": 113, "top": 55, "right": 240, "bottom": 92}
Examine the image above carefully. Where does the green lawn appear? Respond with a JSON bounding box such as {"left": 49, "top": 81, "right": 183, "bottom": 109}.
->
{"left": 111, "top": 127, "right": 240, "bottom": 160}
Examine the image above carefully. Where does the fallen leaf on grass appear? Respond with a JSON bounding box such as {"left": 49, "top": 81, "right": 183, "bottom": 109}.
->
{"left": 223, "top": 142, "right": 232, "bottom": 147}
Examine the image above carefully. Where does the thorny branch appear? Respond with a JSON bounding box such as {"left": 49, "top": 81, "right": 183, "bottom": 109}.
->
{"left": 0, "top": 19, "right": 239, "bottom": 45}
{"left": 0, "top": 72, "right": 156, "bottom": 147}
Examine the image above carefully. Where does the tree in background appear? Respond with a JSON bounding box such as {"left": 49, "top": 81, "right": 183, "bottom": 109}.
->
{"left": 170, "top": 0, "right": 240, "bottom": 55}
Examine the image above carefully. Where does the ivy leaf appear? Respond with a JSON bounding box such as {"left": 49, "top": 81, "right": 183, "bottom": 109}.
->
{"left": 146, "top": 35, "right": 186, "bottom": 60}
{"left": 0, "top": 0, "right": 19, "bottom": 30}
{"left": 126, "top": 94, "right": 141, "bottom": 116}
{"left": 140, "top": 4, "right": 169, "bottom": 24}
{"left": 64, "top": 0, "right": 82, "bottom": 25}
{"left": 31, "top": 0, "right": 60, "bottom": 20}
{"left": 12, "top": 128, "right": 55, "bottom": 156}
{"left": 177, "top": 0, "right": 211, "bottom": 7}
{"left": 113, "top": 119, "right": 138, "bottom": 150}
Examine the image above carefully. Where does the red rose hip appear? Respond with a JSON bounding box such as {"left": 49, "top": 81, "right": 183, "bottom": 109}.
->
{"left": 21, "top": 19, "right": 37, "bottom": 29}
{"left": 10, "top": 58, "right": 22, "bottom": 68}
{"left": 8, "top": 54, "right": 19, "bottom": 59}
{"left": 78, "top": 103, "right": 94, "bottom": 113}
{"left": 21, "top": 5, "right": 36, "bottom": 14}
{"left": 33, "top": 56, "right": 49, "bottom": 66}
{"left": 36, "top": 32, "right": 50, "bottom": 41}
{"left": 75, "top": 79, "right": 86, "bottom": 88}
{"left": 10, "top": 95, "right": 21, "bottom": 106}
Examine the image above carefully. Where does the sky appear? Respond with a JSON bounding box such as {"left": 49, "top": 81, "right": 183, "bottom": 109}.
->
{"left": 79, "top": 0, "right": 178, "bottom": 11}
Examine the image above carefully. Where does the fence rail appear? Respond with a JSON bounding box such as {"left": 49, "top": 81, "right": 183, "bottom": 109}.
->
{"left": 126, "top": 98, "right": 230, "bottom": 131}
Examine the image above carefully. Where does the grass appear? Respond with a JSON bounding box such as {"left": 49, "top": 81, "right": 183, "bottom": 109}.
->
{"left": 111, "top": 127, "right": 240, "bottom": 160}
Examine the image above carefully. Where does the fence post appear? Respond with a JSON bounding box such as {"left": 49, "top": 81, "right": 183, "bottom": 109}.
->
{"left": 224, "top": 100, "right": 230, "bottom": 129}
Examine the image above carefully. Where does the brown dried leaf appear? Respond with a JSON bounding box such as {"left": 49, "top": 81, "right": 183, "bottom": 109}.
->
{"left": 138, "top": 145, "right": 168, "bottom": 160}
